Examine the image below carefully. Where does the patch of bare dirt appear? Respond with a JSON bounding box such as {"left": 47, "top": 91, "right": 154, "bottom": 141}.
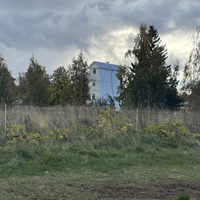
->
{"left": 2, "top": 178, "right": 200, "bottom": 199}
{"left": 86, "top": 179, "right": 200, "bottom": 199}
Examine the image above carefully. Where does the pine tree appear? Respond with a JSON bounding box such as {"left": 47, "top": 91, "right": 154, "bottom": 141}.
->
{"left": 119, "top": 23, "right": 181, "bottom": 108}
{"left": 49, "top": 66, "right": 71, "bottom": 106}
{"left": 124, "top": 24, "right": 150, "bottom": 107}
{"left": 147, "top": 25, "right": 169, "bottom": 106}
{"left": 0, "top": 56, "right": 17, "bottom": 104}
{"left": 69, "top": 51, "right": 90, "bottom": 106}
{"left": 166, "top": 63, "right": 183, "bottom": 109}
{"left": 18, "top": 55, "right": 50, "bottom": 106}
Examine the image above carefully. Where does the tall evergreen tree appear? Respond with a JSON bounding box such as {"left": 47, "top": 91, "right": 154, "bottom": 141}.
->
{"left": 147, "top": 25, "right": 170, "bottom": 106}
{"left": 69, "top": 51, "right": 90, "bottom": 106}
{"left": 166, "top": 62, "right": 183, "bottom": 109}
{"left": 18, "top": 55, "right": 50, "bottom": 106}
{"left": 0, "top": 56, "right": 17, "bottom": 104}
{"left": 123, "top": 24, "right": 149, "bottom": 107}
{"left": 118, "top": 23, "right": 181, "bottom": 108}
{"left": 49, "top": 66, "right": 71, "bottom": 106}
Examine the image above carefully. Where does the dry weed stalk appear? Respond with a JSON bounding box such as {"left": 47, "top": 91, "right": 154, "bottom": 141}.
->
{"left": 0, "top": 105, "right": 200, "bottom": 133}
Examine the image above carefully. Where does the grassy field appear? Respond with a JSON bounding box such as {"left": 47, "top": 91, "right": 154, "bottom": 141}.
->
{"left": 0, "top": 106, "right": 200, "bottom": 200}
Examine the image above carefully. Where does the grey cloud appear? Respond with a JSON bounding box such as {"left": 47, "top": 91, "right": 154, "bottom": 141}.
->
{"left": 0, "top": 1, "right": 111, "bottom": 51}
{"left": 0, "top": 12, "right": 62, "bottom": 49}
{"left": 86, "top": 1, "right": 112, "bottom": 13}
{"left": 118, "top": 0, "right": 200, "bottom": 34}
{"left": 1, "top": 0, "right": 91, "bottom": 12}
{"left": 0, "top": 0, "right": 199, "bottom": 78}
{"left": 3, "top": 0, "right": 197, "bottom": 52}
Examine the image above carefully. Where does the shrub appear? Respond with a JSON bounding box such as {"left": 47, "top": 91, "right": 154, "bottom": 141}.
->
{"left": 86, "top": 123, "right": 99, "bottom": 140}
{"left": 99, "top": 109, "right": 135, "bottom": 136}
{"left": 44, "top": 129, "right": 68, "bottom": 141}
{"left": 193, "top": 133, "right": 200, "bottom": 138}
{"left": 146, "top": 123, "right": 168, "bottom": 137}
{"left": 6, "top": 124, "right": 68, "bottom": 144}
{"left": 164, "top": 119, "right": 187, "bottom": 137}
{"left": 146, "top": 119, "right": 187, "bottom": 138}
{"left": 7, "top": 124, "right": 27, "bottom": 139}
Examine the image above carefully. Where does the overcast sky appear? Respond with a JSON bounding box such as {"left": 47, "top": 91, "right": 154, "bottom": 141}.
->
{"left": 0, "top": 0, "right": 199, "bottom": 80}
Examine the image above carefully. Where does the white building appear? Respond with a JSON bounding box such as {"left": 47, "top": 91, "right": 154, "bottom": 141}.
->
{"left": 88, "top": 61, "right": 120, "bottom": 107}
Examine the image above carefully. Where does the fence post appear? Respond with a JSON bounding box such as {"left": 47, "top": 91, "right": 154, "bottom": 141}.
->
{"left": 160, "top": 111, "right": 162, "bottom": 123}
{"left": 5, "top": 104, "right": 7, "bottom": 134}
{"left": 148, "top": 107, "right": 150, "bottom": 125}
{"left": 136, "top": 108, "right": 138, "bottom": 132}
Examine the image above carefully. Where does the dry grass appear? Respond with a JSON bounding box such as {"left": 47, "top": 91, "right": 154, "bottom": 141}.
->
{"left": 0, "top": 105, "right": 200, "bottom": 134}
{"left": 0, "top": 105, "right": 103, "bottom": 132}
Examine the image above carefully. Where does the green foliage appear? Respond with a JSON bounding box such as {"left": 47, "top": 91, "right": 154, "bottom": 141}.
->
{"left": 164, "top": 119, "right": 187, "bottom": 137}
{"left": 86, "top": 123, "right": 99, "bottom": 140}
{"left": 70, "top": 122, "right": 88, "bottom": 141}
{"left": 1, "top": 109, "right": 200, "bottom": 179}
{"left": 118, "top": 23, "right": 181, "bottom": 109}
{"left": 49, "top": 66, "right": 71, "bottom": 105}
{"left": 174, "top": 194, "right": 190, "bottom": 200}
{"left": 93, "top": 97, "right": 109, "bottom": 107}
{"left": 193, "top": 133, "right": 200, "bottom": 138}
{"left": 166, "top": 62, "right": 183, "bottom": 109}
{"left": 0, "top": 156, "right": 23, "bottom": 174}
{"left": 7, "top": 125, "right": 36, "bottom": 145}
{"left": 7, "top": 124, "right": 27, "bottom": 140}
{"left": 146, "top": 119, "right": 187, "bottom": 138}
{"left": 18, "top": 55, "right": 50, "bottom": 106}
{"left": 92, "top": 95, "right": 116, "bottom": 109}
{"left": 44, "top": 129, "right": 68, "bottom": 142}
{"left": 115, "top": 65, "right": 131, "bottom": 107}
{"left": 7, "top": 124, "right": 68, "bottom": 145}
{"left": 146, "top": 123, "right": 168, "bottom": 137}
{"left": 69, "top": 51, "right": 90, "bottom": 105}
{"left": 0, "top": 55, "right": 17, "bottom": 104}
{"left": 99, "top": 109, "right": 135, "bottom": 135}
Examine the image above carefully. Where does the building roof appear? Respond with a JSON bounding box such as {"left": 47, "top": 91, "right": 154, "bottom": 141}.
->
{"left": 90, "top": 61, "right": 118, "bottom": 71}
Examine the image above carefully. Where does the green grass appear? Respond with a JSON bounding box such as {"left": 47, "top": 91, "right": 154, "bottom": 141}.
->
{"left": 1, "top": 130, "right": 200, "bottom": 178}
{"left": 0, "top": 153, "right": 199, "bottom": 199}
{"left": 174, "top": 194, "right": 190, "bottom": 200}
{"left": 1, "top": 117, "right": 200, "bottom": 199}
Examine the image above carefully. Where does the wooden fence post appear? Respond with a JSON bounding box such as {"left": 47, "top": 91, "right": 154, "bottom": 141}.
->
{"left": 5, "top": 104, "right": 7, "bottom": 134}
{"left": 136, "top": 108, "right": 138, "bottom": 132}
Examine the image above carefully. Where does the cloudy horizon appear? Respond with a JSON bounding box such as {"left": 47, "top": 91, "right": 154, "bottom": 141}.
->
{"left": 0, "top": 0, "right": 199, "bottom": 81}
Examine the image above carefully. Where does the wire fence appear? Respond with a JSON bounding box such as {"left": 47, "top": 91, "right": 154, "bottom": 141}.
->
{"left": 0, "top": 105, "right": 200, "bottom": 134}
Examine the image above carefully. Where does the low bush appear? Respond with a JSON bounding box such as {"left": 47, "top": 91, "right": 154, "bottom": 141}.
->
{"left": 145, "top": 118, "right": 187, "bottom": 138}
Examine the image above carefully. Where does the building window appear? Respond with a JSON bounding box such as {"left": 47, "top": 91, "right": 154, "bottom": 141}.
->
{"left": 92, "top": 82, "right": 95, "bottom": 87}
{"left": 92, "top": 94, "right": 95, "bottom": 100}
{"left": 93, "top": 69, "right": 96, "bottom": 74}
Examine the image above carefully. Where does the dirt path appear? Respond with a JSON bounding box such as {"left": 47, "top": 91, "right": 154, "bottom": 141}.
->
{"left": 1, "top": 177, "right": 200, "bottom": 200}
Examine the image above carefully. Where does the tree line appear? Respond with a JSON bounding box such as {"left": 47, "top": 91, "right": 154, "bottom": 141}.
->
{"left": 0, "top": 52, "right": 90, "bottom": 106}
{"left": 0, "top": 23, "right": 199, "bottom": 109}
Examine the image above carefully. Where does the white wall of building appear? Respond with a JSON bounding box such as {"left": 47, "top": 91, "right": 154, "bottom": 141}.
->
{"left": 89, "top": 61, "right": 120, "bottom": 107}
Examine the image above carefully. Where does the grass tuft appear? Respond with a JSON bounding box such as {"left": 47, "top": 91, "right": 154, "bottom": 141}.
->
{"left": 174, "top": 194, "right": 190, "bottom": 200}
